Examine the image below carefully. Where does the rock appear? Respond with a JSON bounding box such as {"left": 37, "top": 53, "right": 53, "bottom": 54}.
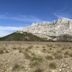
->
{"left": 19, "top": 17, "right": 72, "bottom": 41}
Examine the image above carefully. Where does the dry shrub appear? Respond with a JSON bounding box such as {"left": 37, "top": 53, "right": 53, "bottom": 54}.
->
{"left": 34, "top": 68, "right": 43, "bottom": 72}
{"left": 30, "top": 56, "right": 43, "bottom": 67}
{"left": 53, "top": 53, "right": 63, "bottom": 60}
{"left": 49, "top": 62, "right": 57, "bottom": 69}
{"left": 46, "top": 55, "right": 54, "bottom": 60}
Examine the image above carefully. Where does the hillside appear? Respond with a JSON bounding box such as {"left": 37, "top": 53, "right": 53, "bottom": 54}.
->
{"left": 0, "top": 32, "right": 46, "bottom": 41}
{"left": 0, "top": 18, "right": 72, "bottom": 41}
{"left": 18, "top": 17, "right": 72, "bottom": 41}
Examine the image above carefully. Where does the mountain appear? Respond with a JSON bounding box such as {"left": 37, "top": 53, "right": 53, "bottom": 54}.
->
{"left": 0, "top": 17, "right": 72, "bottom": 41}
{"left": 56, "top": 34, "right": 72, "bottom": 42}
{"left": 0, "top": 32, "right": 46, "bottom": 41}
{"left": 19, "top": 17, "right": 72, "bottom": 41}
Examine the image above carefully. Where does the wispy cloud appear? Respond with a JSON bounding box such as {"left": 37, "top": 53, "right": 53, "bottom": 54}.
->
{"left": 0, "top": 26, "right": 23, "bottom": 37}
{"left": 0, "top": 26, "right": 22, "bottom": 31}
{"left": 0, "top": 14, "right": 43, "bottom": 37}
{"left": 0, "top": 14, "right": 42, "bottom": 22}
{"left": 53, "top": 8, "right": 72, "bottom": 18}
{"left": 54, "top": 12, "right": 65, "bottom": 18}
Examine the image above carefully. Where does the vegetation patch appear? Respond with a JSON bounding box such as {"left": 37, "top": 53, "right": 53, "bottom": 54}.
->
{"left": 46, "top": 55, "right": 54, "bottom": 60}
{"left": 30, "top": 56, "right": 43, "bottom": 67}
{"left": 49, "top": 62, "right": 57, "bottom": 69}
{"left": 34, "top": 68, "right": 43, "bottom": 72}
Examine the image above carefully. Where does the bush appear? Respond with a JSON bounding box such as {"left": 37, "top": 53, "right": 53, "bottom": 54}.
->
{"left": 12, "top": 64, "right": 20, "bottom": 71}
{"left": 30, "top": 56, "right": 43, "bottom": 67}
{"left": 64, "top": 51, "right": 72, "bottom": 57}
{"left": 12, "top": 64, "right": 24, "bottom": 71}
{"left": 49, "top": 62, "right": 57, "bottom": 69}
{"left": 53, "top": 53, "right": 63, "bottom": 60}
{"left": 34, "top": 68, "right": 43, "bottom": 72}
{"left": 46, "top": 55, "right": 54, "bottom": 60}
{"left": 0, "top": 50, "right": 4, "bottom": 54}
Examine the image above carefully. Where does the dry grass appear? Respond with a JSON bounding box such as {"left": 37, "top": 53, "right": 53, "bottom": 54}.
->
{"left": 0, "top": 41, "right": 72, "bottom": 72}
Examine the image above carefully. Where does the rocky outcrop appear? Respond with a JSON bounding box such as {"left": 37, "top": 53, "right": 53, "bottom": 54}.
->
{"left": 19, "top": 17, "right": 72, "bottom": 41}
{"left": 1, "top": 17, "right": 72, "bottom": 41}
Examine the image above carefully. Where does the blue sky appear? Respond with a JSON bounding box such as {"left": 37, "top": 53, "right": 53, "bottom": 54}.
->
{"left": 0, "top": 0, "right": 72, "bottom": 36}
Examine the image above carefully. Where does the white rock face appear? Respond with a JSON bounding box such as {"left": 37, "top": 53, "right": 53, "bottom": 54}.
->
{"left": 19, "top": 17, "right": 72, "bottom": 39}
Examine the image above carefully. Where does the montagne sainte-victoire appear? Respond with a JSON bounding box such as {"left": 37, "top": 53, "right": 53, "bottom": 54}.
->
{"left": 1, "top": 17, "right": 72, "bottom": 41}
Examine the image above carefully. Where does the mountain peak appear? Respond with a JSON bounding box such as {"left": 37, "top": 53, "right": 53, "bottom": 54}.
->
{"left": 1, "top": 17, "right": 72, "bottom": 41}
{"left": 57, "top": 17, "right": 72, "bottom": 22}
{"left": 31, "top": 21, "right": 50, "bottom": 26}
{"left": 19, "top": 17, "right": 72, "bottom": 39}
{"left": 59, "top": 17, "right": 71, "bottom": 20}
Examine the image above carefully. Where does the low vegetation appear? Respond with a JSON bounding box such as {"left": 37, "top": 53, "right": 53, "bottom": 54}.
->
{"left": 0, "top": 42, "right": 72, "bottom": 72}
{"left": 0, "top": 32, "right": 46, "bottom": 41}
{"left": 49, "top": 62, "right": 57, "bottom": 69}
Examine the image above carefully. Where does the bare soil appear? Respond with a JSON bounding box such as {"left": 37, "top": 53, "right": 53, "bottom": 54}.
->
{"left": 0, "top": 41, "right": 72, "bottom": 72}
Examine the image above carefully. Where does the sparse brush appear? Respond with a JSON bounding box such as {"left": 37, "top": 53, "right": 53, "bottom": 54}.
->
{"left": 64, "top": 51, "right": 69, "bottom": 55}
{"left": 53, "top": 53, "right": 63, "bottom": 60}
{"left": 49, "top": 47, "right": 52, "bottom": 50}
{"left": 68, "top": 47, "right": 72, "bottom": 49}
{"left": 13, "top": 47, "right": 17, "bottom": 50}
{"left": 56, "top": 50, "right": 62, "bottom": 53}
{"left": 49, "top": 62, "right": 57, "bottom": 69}
{"left": 46, "top": 55, "right": 54, "bottom": 60}
{"left": 12, "top": 64, "right": 20, "bottom": 71}
{"left": 61, "top": 47, "right": 66, "bottom": 51}
{"left": 0, "top": 48, "right": 7, "bottom": 54}
{"left": 31, "top": 56, "right": 43, "bottom": 62}
{"left": 0, "top": 50, "right": 4, "bottom": 54}
{"left": 30, "top": 56, "right": 43, "bottom": 67}
{"left": 24, "top": 52, "right": 32, "bottom": 59}
{"left": 69, "top": 53, "right": 72, "bottom": 57}
{"left": 25, "top": 45, "right": 33, "bottom": 52}
{"left": 34, "top": 68, "right": 43, "bottom": 72}
{"left": 64, "top": 51, "right": 69, "bottom": 58}
{"left": 64, "top": 51, "right": 72, "bottom": 57}
{"left": 42, "top": 48, "right": 47, "bottom": 52}
{"left": 46, "top": 44, "right": 53, "bottom": 47}
{"left": 12, "top": 64, "right": 24, "bottom": 71}
{"left": 42, "top": 46, "right": 46, "bottom": 48}
{"left": 28, "top": 45, "right": 33, "bottom": 49}
{"left": 36, "top": 46, "right": 39, "bottom": 48}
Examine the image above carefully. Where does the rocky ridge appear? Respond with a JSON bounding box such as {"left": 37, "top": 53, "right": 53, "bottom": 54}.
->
{"left": 19, "top": 17, "right": 72, "bottom": 41}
